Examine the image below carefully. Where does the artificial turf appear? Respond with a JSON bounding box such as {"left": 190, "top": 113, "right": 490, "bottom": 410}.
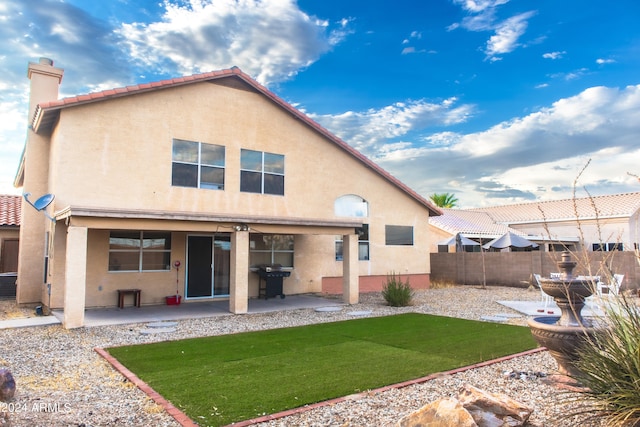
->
{"left": 107, "top": 313, "right": 537, "bottom": 426}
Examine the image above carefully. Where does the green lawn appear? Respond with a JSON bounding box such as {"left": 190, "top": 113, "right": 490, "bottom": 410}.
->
{"left": 108, "top": 313, "right": 536, "bottom": 426}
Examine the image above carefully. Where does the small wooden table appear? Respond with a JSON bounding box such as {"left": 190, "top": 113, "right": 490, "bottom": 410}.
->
{"left": 117, "top": 289, "right": 141, "bottom": 308}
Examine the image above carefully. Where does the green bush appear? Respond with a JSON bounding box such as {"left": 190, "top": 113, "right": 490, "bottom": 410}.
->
{"left": 573, "top": 295, "right": 640, "bottom": 426}
{"left": 381, "top": 272, "right": 413, "bottom": 307}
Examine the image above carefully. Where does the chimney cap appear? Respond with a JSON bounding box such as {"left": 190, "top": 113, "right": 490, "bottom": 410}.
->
{"left": 39, "top": 57, "right": 54, "bottom": 66}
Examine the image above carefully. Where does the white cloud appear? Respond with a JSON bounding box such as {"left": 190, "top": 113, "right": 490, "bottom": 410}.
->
{"left": 117, "top": 0, "right": 351, "bottom": 85}
{"left": 485, "top": 11, "right": 536, "bottom": 59}
{"left": 309, "top": 98, "right": 475, "bottom": 154}
{"left": 543, "top": 51, "right": 565, "bottom": 60}
{"left": 450, "top": 0, "right": 535, "bottom": 61}
{"left": 596, "top": 58, "right": 615, "bottom": 65}
{"left": 452, "top": 0, "right": 510, "bottom": 14}
{"left": 335, "top": 85, "right": 640, "bottom": 207}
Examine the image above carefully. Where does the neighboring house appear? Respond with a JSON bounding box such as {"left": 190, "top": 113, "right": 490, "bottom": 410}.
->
{"left": 429, "top": 192, "right": 640, "bottom": 253}
{"left": 14, "top": 58, "right": 441, "bottom": 328}
{"left": 0, "top": 195, "right": 20, "bottom": 273}
{"left": 0, "top": 195, "right": 20, "bottom": 299}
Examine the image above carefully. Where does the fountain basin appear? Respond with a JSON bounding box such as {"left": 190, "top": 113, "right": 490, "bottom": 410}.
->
{"left": 528, "top": 316, "right": 597, "bottom": 378}
{"left": 527, "top": 251, "right": 602, "bottom": 380}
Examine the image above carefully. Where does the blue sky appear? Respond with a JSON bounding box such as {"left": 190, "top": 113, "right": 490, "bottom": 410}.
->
{"left": 1, "top": 0, "right": 639, "bottom": 208}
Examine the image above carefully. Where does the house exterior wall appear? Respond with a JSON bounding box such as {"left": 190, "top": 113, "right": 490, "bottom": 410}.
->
{"left": 17, "top": 60, "right": 63, "bottom": 303}
{"left": 26, "top": 77, "right": 433, "bottom": 310}
{"left": 45, "top": 82, "right": 403, "bottom": 218}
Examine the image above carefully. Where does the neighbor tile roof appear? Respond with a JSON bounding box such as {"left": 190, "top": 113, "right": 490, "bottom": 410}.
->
{"left": 0, "top": 195, "right": 21, "bottom": 226}
{"left": 470, "top": 192, "right": 640, "bottom": 224}
{"left": 429, "top": 192, "right": 640, "bottom": 237}
{"left": 429, "top": 208, "right": 520, "bottom": 237}
{"left": 30, "top": 67, "right": 442, "bottom": 217}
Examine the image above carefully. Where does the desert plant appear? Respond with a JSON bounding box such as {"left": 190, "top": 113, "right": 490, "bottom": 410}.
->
{"left": 538, "top": 162, "right": 640, "bottom": 426}
{"left": 381, "top": 272, "right": 413, "bottom": 307}
{"left": 570, "top": 295, "right": 640, "bottom": 426}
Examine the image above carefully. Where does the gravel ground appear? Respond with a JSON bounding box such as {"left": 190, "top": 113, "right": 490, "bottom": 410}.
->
{"left": 0, "top": 286, "right": 609, "bottom": 427}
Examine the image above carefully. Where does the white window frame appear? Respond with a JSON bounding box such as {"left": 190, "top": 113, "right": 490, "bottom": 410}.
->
{"left": 172, "top": 139, "right": 225, "bottom": 190}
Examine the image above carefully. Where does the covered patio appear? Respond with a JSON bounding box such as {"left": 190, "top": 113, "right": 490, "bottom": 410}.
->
{"left": 50, "top": 293, "right": 343, "bottom": 328}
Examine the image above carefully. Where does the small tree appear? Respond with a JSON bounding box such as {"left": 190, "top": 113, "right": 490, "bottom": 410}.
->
{"left": 430, "top": 193, "right": 459, "bottom": 208}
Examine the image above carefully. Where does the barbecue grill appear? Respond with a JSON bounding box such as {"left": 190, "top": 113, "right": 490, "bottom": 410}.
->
{"left": 255, "top": 264, "right": 290, "bottom": 299}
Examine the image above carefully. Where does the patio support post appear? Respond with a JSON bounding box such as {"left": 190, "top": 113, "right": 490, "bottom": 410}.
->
{"left": 342, "top": 232, "right": 359, "bottom": 304}
{"left": 230, "top": 230, "right": 249, "bottom": 314}
{"left": 64, "top": 226, "right": 87, "bottom": 328}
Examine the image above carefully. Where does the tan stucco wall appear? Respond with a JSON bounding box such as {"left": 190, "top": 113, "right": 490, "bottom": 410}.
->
{"left": 25, "top": 78, "right": 434, "bottom": 308}
{"left": 17, "top": 61, "right": 63, "bottom": 304}
{"left": 46, "top": 82, "right": 426, "bottom": 220}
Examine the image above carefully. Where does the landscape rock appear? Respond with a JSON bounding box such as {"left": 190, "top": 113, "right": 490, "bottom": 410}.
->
{"left": 0, "top": 368, "right": 15, "bottom": 401}
{"left": 396, "top": 397, "right": 478, "bottom": 427}
{"left": 457, "top": 383, "right": 533, "bottom": 427}
{"left": 396, "top": 384, "right": 533, "bottom": 427}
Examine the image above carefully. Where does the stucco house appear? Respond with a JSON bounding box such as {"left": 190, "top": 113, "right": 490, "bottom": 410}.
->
{"left": 0, "top": 195, "right": 20, "bottom": 299}
{"left": 430, "top": 192, "right": 640, "bottom": 253}
{"left": 14, "top": 58, "right": 441, "bottom": 328}
{"left": 0, "top": 195, "right": 20, "bottom": 274}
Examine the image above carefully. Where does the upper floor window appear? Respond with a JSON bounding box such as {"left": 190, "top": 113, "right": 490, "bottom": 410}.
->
{"left": 109, "top": 231, "right": 171, "bottom": 272}
{"left": 385, "top": 225, "right": 414, "bottom": 246}
{"left": 172, "top": 139, "right": 225, "bottom": 190}
{"left": 240, "top": 149, "right": 285, "bottom": 195}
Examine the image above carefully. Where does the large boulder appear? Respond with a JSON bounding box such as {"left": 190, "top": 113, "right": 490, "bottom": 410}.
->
{"left": 0, "top": 368, "right": 15, "bottom": 401}
{"left": 397, "top": 397, "right": 478, "bottom": 427}
{"left": 458, "top": 384, "right": 532, "bottom": 427}
{"left": 396, "top": 384, "right": 533, "bottom": 427}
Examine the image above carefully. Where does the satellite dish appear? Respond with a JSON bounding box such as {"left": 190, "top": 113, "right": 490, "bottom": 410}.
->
{"left": 23, "top": 192, "right": 56, "bottom": 223}
{"left": 33, "top": 194, "right": 55, "bottom": 211}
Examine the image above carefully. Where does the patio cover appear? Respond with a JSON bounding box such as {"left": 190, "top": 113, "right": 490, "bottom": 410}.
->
{"left": 482, "top": 231, "right": 539, "bottom": 249}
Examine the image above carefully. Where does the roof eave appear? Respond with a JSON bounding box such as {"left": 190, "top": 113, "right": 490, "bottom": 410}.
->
{"left": 13, "top": 144, "right": 25, "bottom": 188}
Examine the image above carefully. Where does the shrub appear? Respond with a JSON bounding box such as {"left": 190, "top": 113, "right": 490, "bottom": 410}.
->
{"left": 381, "top": 272, "right": 413, "bottom": 307}
{"left": 572, "top": 295, "right": 640, "bottom": 426}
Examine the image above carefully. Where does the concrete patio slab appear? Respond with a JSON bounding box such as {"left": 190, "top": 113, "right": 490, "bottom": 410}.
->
{"left": 46, "top": 294, "right": 345, "bottom": 328}
{"left": 0, "top": 315, "right": 61, "bottom": 329}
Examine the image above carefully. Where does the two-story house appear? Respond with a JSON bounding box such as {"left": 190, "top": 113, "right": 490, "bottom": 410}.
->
{"left": 14, "top": 58, "right": 441, "bottom": 328}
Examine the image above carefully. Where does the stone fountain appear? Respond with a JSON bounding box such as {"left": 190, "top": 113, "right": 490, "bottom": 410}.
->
{"left": 527, "top": 251, "right": 599, "bottom": 378}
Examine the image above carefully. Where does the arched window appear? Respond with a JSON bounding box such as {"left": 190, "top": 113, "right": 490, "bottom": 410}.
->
{"left": 334, "top": 195, "right": 368, "bottom": 217}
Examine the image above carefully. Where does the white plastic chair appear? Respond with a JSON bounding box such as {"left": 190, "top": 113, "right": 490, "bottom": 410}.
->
{"left": 533, "top": 274, "right": 554, "bottom": 309}
{"left": 597, "top": 274, "right": 624, "bottom": 296}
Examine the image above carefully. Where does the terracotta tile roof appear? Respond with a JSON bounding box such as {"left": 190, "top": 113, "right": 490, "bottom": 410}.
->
{"left": 36, "top": 69, "right": 236, "bottom": 111}
{"left": 470, "top": 192, "right": 640, "bottom": 223}
{"left": 431, "top": 192, "right": 640, "bottom": 238}
{"left": 429, "top": 208, "right": 520, "bottom": 237}
{"left": 30, "top": 67, "right": 442, "bottom": 217}
{"left": 0, "top": 195, "right": 21, "bottom": 226}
